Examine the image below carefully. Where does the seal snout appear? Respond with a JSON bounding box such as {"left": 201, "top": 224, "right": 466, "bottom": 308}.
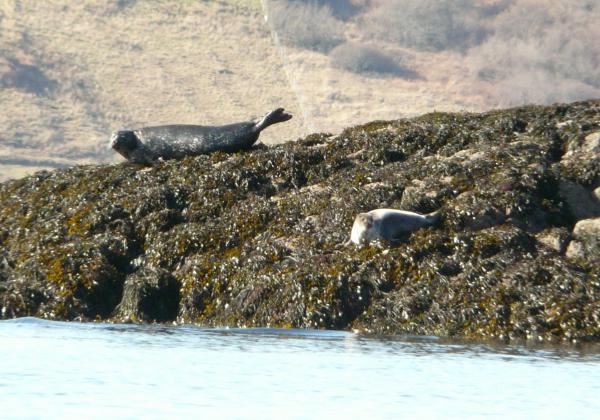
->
{"left": 109, "top": 132, "right": 119, "bottom": 149}
{"left": 350, "top": 212, "right": 375, "bottom": 245}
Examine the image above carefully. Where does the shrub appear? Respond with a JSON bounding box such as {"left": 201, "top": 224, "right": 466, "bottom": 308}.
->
{"left": 363, "top": 0, "right": 489, "bottom": 52}
{"left": 0, "top": 58, "right": 57, "bottom": 96}
{"left": 265, "top": 0, "right": 345, "bottom": 53}
{"left": 488, "top": 68, "right": 599, "bottom": 107}
{"left": 468, "top": 0, "right": 600, "bottom": 105}
{"left": 286, "top": 0, "right": 365, "bottom": 20}
{"left": 487, "top": 0, "right": 600, "bottom": 87}
{"left": 329, "top": 43, "right": 418, "bottom": 78}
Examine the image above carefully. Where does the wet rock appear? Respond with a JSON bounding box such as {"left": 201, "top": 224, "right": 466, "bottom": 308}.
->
{"left": 114, "top": 267, "right": 180, "bottom": 322}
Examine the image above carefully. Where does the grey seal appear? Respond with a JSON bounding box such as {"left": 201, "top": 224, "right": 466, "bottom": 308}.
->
{"left": 349, "top": 208, "right": 441, "bottom": 245}
{"left": 110, "top": 108, "right": 292, "bottom": 164}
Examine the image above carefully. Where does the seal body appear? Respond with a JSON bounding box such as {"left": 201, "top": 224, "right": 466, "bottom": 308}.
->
{"left": 350, "top": 208, "right": 440, "bottom": 245}
{"left": 110, "top": 108, "right": 292, "bottom": 164}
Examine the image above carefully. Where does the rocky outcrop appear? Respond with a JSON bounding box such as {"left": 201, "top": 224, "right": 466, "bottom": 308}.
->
{"left": 1, "top": 100, "right": 599, "bottom": 342}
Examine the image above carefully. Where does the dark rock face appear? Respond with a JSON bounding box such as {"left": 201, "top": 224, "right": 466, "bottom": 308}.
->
{"left": 114, "top": 267, "right": 180, "bottom": 322}
{"left": 1, "top": 100, "right": 599, "bottom": 342}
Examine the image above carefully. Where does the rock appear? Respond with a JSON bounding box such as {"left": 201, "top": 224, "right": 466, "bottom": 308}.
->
{"left": 399, "top": 180, "right": 426, "bottom": 210}
{"left": 555, "top": 120, "right": 573, "bottom": 128}
{"left": 114, "top": 267, "right": 180, "bottom": 322}
{"left": 560, "top": 128, "right": 600, "bottom": 190}
{"left": 568, "top": 218, "right": 600, "bottom": 261}
{"left": 558, "top": 181, "right": 600, "bottom": 221}
{"left": 566, "top": 240, "right": 586, "bottom": 259}
{"left": 399, "top": 179, "right": 448, "bottom": 213}
{"left": 451, "top": 148, "right": 487, "bottom": 162}
{"left": 583, "top": 131, "right": 600, "bottom": 155}
{"left": 450, "top": 191, "right": 505, "bottom": 231}
{"left": 536, "top": 227, "right": 570, "bottom": 253}
{"left": 563, "top": 130, "right": 600, "bottom": 158}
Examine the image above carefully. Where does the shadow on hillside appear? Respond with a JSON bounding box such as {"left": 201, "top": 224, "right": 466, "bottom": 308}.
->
{"left": 0, "top": 58, "right": 57, "bottom": 96}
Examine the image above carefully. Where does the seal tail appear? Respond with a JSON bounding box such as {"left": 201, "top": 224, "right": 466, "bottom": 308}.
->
{"left": 425, "top": 210, "right": 443, "bottom": 227}
{"left": 254, "top": 108, "right": 293, "bottom": 132}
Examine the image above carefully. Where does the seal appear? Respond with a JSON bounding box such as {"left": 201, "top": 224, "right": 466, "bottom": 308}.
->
{"left": 110, "top": 108, "right": 292, "bottom": 164}
{"left": 349, "top": 208, "right": 441, "bottom": 245}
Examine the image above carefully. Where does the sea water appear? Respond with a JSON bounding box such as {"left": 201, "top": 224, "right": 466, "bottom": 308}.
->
{"left": 1, "top": 318, "right": 599, "bottom": 419}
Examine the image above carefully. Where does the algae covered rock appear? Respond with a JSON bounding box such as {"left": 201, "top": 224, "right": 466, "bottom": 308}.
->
{"left": 114, "top": 267, "right": 180, "bottom": 322}
{"left": 1, "top": 99, "right": 599, "bottom": 342}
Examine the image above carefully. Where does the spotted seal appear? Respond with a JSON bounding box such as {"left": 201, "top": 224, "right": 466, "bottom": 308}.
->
{"left": 110, "top": 108, "right": 292, "bottom": 164}
{"left": 349, "top": 208, "right": 441, "bottom": 245}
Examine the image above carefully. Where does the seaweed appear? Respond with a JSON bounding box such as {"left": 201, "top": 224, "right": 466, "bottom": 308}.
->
{"left": 1, "top": 99, "right": 599, "bottom": 342}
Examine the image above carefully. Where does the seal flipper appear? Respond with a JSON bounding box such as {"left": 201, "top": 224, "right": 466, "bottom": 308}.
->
{"left": 128, "top": 143, "right": 157, "bottom": 165}
{"left": 253, "top": 108, "right": 293, "bottom": 133}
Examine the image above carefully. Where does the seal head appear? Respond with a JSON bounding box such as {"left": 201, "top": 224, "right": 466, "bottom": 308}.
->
{"left": 110, "top": 131, "right": 139, "bottom": 158}
{"left": 350, "top": 213, "right": 376, "bottom": 244}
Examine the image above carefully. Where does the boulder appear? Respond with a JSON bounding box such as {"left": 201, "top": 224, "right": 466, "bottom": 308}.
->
{"left": 567, "top": 218, "right": 600, "bottom": 261}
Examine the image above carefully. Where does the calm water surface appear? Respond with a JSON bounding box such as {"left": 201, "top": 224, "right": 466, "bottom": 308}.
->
{"left": 1, "top": 318, "right": 599, "bottom": 419}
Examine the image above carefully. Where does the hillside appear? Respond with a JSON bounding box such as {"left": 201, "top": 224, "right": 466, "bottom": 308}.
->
{"left": 0, "top": 1, "right": 303, "bottom": 180}
{"left": 6, "top": 0, "right": 600, "bottom": 181}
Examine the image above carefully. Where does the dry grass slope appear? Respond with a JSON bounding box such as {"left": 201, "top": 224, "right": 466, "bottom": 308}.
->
{"left": 0, "top": 0, "right": 302, "bottom": 180}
